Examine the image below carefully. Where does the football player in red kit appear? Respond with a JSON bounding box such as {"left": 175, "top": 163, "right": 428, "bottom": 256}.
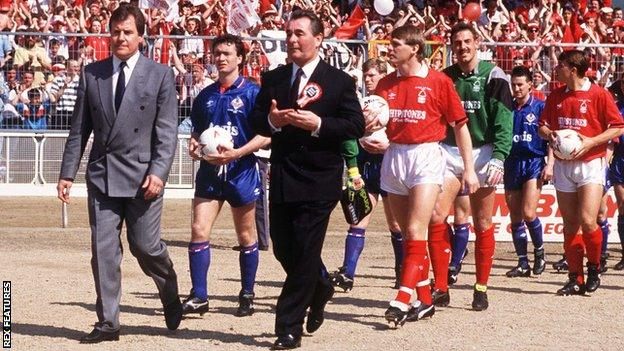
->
{"left": 539, "top": 50, "right": 624, "bottom": 295}
{"left": 374, "top": 26, "right": 479, "bottom": 327}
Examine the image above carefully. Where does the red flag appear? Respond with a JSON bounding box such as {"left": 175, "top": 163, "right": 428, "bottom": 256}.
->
{"left": 334, "top": 5, "right": 365, "bottom": 40}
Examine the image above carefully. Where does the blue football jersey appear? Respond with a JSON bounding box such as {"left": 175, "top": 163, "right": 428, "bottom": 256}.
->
{"left": 191, "top": 76, "right": 260, "bottom": 174}
{"left": 509, "top": 96, "right": 547, "bottom": 158}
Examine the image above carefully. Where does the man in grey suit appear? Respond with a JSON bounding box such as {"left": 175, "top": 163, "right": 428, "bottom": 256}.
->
{"left": 56, "top": 4, "right": 182, "bottom": 343}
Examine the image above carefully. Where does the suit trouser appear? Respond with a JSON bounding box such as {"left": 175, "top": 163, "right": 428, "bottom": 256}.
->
{"left": 87, "top": 186, "right": 179, "bottom": 332}
{"left": 255, "top": 157, "right": 270, "bottom": 249}
{"left": 270, "top": 200, "right": 336, "bottom": 337}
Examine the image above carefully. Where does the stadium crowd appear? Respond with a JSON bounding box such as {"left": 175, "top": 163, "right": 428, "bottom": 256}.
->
{"left": 0, "top": 0, "right": 623, "bottom": 130}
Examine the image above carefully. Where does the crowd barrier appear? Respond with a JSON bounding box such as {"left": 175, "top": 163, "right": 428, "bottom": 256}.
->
{"left": 0, "top": 131, "right": 195, "bottom": 187}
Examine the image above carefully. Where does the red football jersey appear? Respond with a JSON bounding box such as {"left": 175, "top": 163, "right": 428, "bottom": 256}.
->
{"left": 541, "top": 80, "right": 624, "bottom": 161}
{"left": 374, "top": 67, "right": 466, "bottom": 144}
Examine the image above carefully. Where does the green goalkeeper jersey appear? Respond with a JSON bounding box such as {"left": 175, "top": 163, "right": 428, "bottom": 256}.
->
{"left": 443, "top": 60, "right": 514, "bottom": 161}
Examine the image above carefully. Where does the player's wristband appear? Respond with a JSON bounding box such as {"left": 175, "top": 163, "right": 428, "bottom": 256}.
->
{"left": 347, "top": 167, "right": 360, "bottom": 179}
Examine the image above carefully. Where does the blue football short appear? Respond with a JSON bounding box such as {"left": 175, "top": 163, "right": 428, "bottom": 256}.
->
{"left": 195, "top": 165, "right": 260, "bottom": 207}
{"left": 504, "top": 156, "right": 545, "bottom": 191}
{"left": 609, "top": 154, "right": 624, "bottom": 185}
{"left": 358, "top": 151, "right": 387, "bottom": 197}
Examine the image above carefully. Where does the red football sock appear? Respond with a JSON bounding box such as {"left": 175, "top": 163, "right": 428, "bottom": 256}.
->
{"left": 428, "top": 222, "right": 451, "bottom": 292}
{"left": 475, "top": 225, "right": 495, "bottom": 286}
{"left": 564, "top": 232, "right": 586, "bottom": 284}
{"left": 582, "top": 226, "right": 602, "bottom": 266}
{"left": 395, "top": 240, "right": 430, "bottom": 305}
{"left": 415, "top": 248, "right": 432, "bottom": 305}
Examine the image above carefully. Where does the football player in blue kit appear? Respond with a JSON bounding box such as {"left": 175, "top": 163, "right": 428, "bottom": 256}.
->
{"left": 186, "top": 35, "right": 270, "bottom": 317}
{"left": 329, "top": 59, "right": 404, "bottom": 292}
{"left": 608, "top": 78, "right": 624, "bottom": 270}
{"left": 503, "top": 66, "right": 551, "bottom": 277}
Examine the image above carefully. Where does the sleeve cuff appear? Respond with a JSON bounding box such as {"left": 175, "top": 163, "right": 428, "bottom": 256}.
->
{"left": 268, "top": 115, "right": 281, "bottom": 133}
{"left": 311, "top": 119, "right": 322, "bottom": 137}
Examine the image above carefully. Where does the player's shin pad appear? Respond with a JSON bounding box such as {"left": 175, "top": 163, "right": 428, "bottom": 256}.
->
{"left": 340, "top": 185, "right": 373, "bottom": 225}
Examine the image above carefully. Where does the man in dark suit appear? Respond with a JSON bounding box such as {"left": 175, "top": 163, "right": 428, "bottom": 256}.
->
{"left": 56, "top": 4, "right": 182, "bottom": 343}
{"left": 250, "top": 9, "right": 365, "bottom": 350}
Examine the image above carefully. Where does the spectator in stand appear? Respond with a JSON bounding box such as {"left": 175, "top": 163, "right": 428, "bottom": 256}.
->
{"left": 10, "top": 68, "right": 36, "bottom": 105}
{"left": 84, "top": 18, "right": 110, "bottom": 61}
{"left": 48, "top": 59, "right": 80, "bottom": 130}
{"left": 0, "top": 28, "right": 11, "bottom": 66}
{"left": 179, "top": 16, "right": 204, "bottom": 59}
{"left": 13, "top": 32, "right": 51, "bottom": 87}
{"left": 47, "top": 15, "right": 70, "bottom": 59}
{"left": 16, "top": 87, "right": 50, "bottom": 130}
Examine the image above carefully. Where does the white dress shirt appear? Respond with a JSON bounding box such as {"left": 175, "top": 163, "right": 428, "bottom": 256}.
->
{"left": 270, "top": 55, "right": 322, "bottom": 136}
{"left": 112, "top": 50, "right": 140, "bottom": 106}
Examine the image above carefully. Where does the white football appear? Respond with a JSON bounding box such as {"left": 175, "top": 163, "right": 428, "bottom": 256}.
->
{"left": 359, "top": 127, "right": 389, "bottom": 145}
{"left": 552, "top": 129, "right": 582, "bottom": 160}
{"left": 360, "top": 95, "right": 390, "bottom": 132}
{"left": 198, "top": 126, "right": 234, "bottom": 156}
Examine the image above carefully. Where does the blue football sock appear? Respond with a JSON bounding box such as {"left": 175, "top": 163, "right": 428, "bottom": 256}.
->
{"left": 597, "top": 219, "right": 609, "bottom": 256}
{"left": 619, "top": 215, "right": 624, "bottom": 252}
{"left": 343, "top": 227, "right": 365, "bottom": 278}
{"left": 450, "top": 223, "right": 470, "bottom": 268}
{"left": 188, "top": 241, "right": 210, "bottom": 300}
{"left": 239, "top": 242, "right": 259, "bottom": 294}
{"left": 390, "top": 231, "right": 403, "bottom": 269}
{"left": 526, "top": 217, "right": 544, "bottom": 250}
{"left": 511, "top": 222, "right": 529, "bottom": 268}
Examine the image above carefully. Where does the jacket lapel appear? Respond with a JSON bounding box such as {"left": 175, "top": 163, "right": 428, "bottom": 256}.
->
{"left": 107, "top": 55, "right": 147, "bottom": 144}
{"left": 97, "top": 57, "right": 115, "bottom": 128}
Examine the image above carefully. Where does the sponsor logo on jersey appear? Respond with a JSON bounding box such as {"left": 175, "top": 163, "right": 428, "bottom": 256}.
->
{"left": 513, "top": 131, "right": 533, "bottom": 142}
{"left": 208, "top": 121, "right": 240, "bottom": 136}
{"left": 557, "top": 117, "right": 587, "bottom": 128}
{"left": 389, "top": 109, "right": 427, "bottom": 121}
{"left": 206, "top": 99, "right": 215, "bottom": 108}
{"left": 462, "top": 100, "right": 481, "bottom": 113}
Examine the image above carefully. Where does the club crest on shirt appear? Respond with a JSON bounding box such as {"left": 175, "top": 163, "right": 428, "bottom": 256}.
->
{"left": 387, "top": 92, "right": 397, "bottom": 100}
{"left": 231, "top": 96, "right": 244, "bottom": 111}
{"left": 417, "top": 89, "right": 427, "bottom": 104}
{"left": 525, "top": 113, "right": 536, "bottom": 124}
{"left": 472, "top": 79, "right": 481, "bottom": 92}
{"left": 578, "top": 99, "right": 590, "bottom": 114}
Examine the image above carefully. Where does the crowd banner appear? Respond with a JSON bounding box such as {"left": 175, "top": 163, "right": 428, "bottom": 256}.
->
{"left": 226, "top": 0, "right": 262, "bottom": 36}
{"left": 138, "top": 0, "right": 180, "bottom": 21}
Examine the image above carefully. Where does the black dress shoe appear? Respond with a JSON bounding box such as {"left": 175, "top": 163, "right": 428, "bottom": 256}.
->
{"left": 164, "top": 299, "right": 183, "bottom": 330}
{"left": 272, "top": 334, "right": 301, "bottom": 350}
{"left": 306, "top": 285, "right": 334, "bottom": 333}
{"left": 80, "top": 328, "right": 119, "bottom": 344}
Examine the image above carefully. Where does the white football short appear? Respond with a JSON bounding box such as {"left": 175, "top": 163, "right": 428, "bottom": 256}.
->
{"left": 553, "top": 157, "right": 605, "bottom": 193}
{"left": 442, "top": 143, "right": 493, "bottom": 187}
{"left": 380, "top": 142, "right": 446, "bottom": 196}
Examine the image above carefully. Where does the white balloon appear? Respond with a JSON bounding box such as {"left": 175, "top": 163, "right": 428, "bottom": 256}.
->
{"left": 374, "top": 0, "right": 394, "bottom": 16}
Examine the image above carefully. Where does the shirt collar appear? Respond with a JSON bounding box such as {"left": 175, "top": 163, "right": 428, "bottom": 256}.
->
{"left": 565, "top": 78, "right": 592, "bottom": 93}
{"left": 112, "top": 50, "right": 140, "bottom": 71}
{"left": 515, "top": 95, "right": 534, "bottom": 110}
{"left": 219, "top": 76, "right": 245, "bottom": 93}
{"left": 293, "top": 55, "right": 321, "bottom": 80}
{"left": 396, "top": 63, "right": 429, "bottom": 78}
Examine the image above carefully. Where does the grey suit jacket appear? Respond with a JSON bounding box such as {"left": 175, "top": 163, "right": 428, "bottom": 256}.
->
{"left": 59, "top": 54, "right": 178, "bottom": 197}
